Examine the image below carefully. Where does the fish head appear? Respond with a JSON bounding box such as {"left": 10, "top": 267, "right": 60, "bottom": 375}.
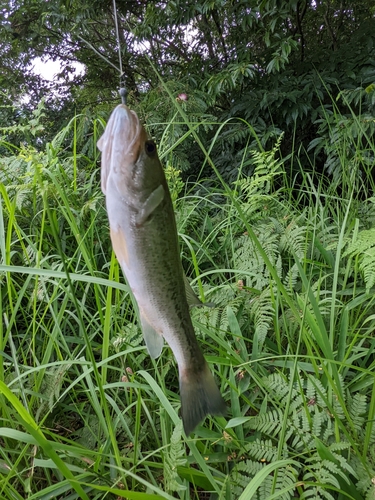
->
{"left": 98, "top": 104, "right": 164, "bottom": 197}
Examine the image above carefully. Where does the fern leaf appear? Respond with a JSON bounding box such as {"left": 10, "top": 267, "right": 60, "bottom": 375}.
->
{"left": 250, "top": 287, "right": 275, "bottom": 345}
{"left": 248, "top": 408, "right": 284, "bottom": 437}
{"left": 307, "top": 375, "right": 329, "bottom": 408}
{"left": 361, "top": 249, "right": 375, "bottom": 291}
{"left": 303, "top": 461, "right": 340, "bottom": 495}
{"left": 263, "top": 372, "right": 290, "bottom": 400}
{"left": 231, "top": 460, "right": 264, "bottom": 497}
{"left": 246, "top": 438, "right": 280, "bottom": 462}
{"left": 348, "top": 393, "right": 367, "bottom": 432}
{"left": 233, "top": 459, "right": 298, "bottom": 499}
{"left": 164, "top": 422, "right": 187, "bottom": 493}
{"left": 344, "top": 228, "right": 375, "bottom": 291}
{"left": 35, "top": 363, "right": 72, "bottom": 422}
{"left": 283, "top": 263, "right": 300, "bottom": 292}
{"left": 280, "top": 219, "right": 308, "bottom": 260}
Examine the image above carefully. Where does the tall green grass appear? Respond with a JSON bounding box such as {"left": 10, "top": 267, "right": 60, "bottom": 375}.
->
{"left": 1, "top": 93, "right": 375, "bottom": 499}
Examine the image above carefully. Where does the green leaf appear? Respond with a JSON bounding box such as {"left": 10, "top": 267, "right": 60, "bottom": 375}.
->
{"left": 225, "top": 417, "right": 251, "bottom": 429}
{"left": 237, "top": 459, "right": 300, "bottom": 500}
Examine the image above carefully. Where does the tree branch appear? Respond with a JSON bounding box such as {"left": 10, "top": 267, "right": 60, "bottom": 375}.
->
{"left": 323, "top": 3, "right": 337, "bottom": 50}
{"left": 296, "top": 0, "right": 307, "bottom": 61}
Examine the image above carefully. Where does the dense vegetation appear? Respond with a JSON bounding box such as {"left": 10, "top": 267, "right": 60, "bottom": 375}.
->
{"left": 2, "top": 0, "right": 375, "bottom": 181}
{"left": 1, "top": 1, "right": 375, "bottom": 499}
{"left": 1, "top": 88, "right": 375, "bottom": 499}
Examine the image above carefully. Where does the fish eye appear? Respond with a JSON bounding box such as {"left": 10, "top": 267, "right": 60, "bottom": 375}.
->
{"left": 145, "top": 140, "right": 157, "bottom": 156}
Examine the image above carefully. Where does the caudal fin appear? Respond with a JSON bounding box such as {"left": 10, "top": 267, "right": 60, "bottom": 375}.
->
{"left": 179, "top": 362, "right": 226, "bottom": 435}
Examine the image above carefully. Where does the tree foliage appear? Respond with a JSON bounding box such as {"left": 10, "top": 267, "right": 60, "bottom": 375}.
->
{"left": 1, "top": 1, "right": 375, "bottom": 180}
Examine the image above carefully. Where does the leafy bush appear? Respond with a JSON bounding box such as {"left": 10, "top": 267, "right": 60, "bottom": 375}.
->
{"left": 1, "top": 103, "right": 375, "bottom": 499}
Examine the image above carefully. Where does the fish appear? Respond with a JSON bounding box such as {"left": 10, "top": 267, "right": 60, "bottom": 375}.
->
{"left": 97, "top": 104, "right": 226, "bottom": 435}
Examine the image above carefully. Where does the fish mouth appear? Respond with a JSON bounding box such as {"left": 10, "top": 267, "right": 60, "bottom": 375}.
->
{"left": 98, "top": 104, "right": 146, "bottom": 194}
{"left": 112, "top": 104, "right": 143, "bottom": 159}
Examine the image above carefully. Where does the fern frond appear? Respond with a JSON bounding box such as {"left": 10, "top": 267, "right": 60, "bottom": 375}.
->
{"left": 351, "top": 456, "right": 375, "bottom": 498}
{"left": 250, "top": 287, "right": 275, "bottom": 345}
{"left": 344, "top": 228, "right": 375, "bottom": 291}
{"left": 219, "top": 299, "right": 248, "bottom": 333}
{"left": 234, "top": 227, "right": 281, "bottom": 289}
{"left": 231, "top": 460, "right": 264, "bottom": 496}
{"left": 306, "top": 375, "right": 329, "bottom": 408}
{"left": 248, "top": 408, "right": 284, "bottom": 437}
{"left": 164, "top": 422, "right": 187, "bottom": 493}
{"left": 330, "top": 449, "right": 357, "bottom": 477}
{"left": 111, "top": 323, "right": 143, "bottom": 352}
{"left": 77, "top": 414, "right": 102, "bottom": 450}
{"left": 300, "top": 488, "right": 334, "bottom": 500}
{"left": 217, "top": 123, "right": 250, "bottom": 148}
{"left": 348, "top": 393, "right": 367, "bottom": 432}
{"left": 283, "top": 263, "right": 300, "bottom": 292}
{"left": 263, "top": 372, "right": 290, "bottom": 400}
{"left": 35, "top": 363, "right": 72, "bottom": 422}
{"left": 246, "top": 438, "right": 281, "bottom": 462}
{"left": 311, "top": 408, "right": 325, "bottom": 440}
{"left": 233, "top": 135, "right": 285, "bottom": 218}
{"left": 233, "top": 459, "right": 298, "bottom": 499}
{"left": 280, "top": 219, "right": 308, "bottom": 260}
{"left": 232, "top": 370, "right": 372, "bottom": 499}
{"left": 304, "top": 458, "right": 342, "bottom": 489}
{"left": 290, "top": 411, "right": 311, "bottom": 450}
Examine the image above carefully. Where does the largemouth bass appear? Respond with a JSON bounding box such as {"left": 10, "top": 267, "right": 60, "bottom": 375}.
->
{"left": 97, "top": 104, "right": 226, "bottom": 435}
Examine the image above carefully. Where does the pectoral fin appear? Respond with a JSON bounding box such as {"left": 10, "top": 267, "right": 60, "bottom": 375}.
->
{"left": 140, "top": 310, "right": 164, "bottom": 359}
{"left": 136, "top": 185, "right": 165, "bottom": 226}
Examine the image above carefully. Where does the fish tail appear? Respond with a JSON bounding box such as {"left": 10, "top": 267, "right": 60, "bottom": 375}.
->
{"left": 179, "top": 362, "right": 226, "bottom": 435}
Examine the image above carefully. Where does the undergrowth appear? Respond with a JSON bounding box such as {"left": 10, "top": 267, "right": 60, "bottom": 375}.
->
{"left": 1, "top": 95, "right": 375, "bottom": 499}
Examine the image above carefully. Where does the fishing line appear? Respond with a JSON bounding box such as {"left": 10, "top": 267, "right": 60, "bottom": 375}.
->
{"left": 112, "top": 0, "right": 123, "bottom": 76}
{"left": 76, "top": 0, "right": 127, "bottom": 105}
{"left": 112, "top": 0, "right": 127, "bottom": 104}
